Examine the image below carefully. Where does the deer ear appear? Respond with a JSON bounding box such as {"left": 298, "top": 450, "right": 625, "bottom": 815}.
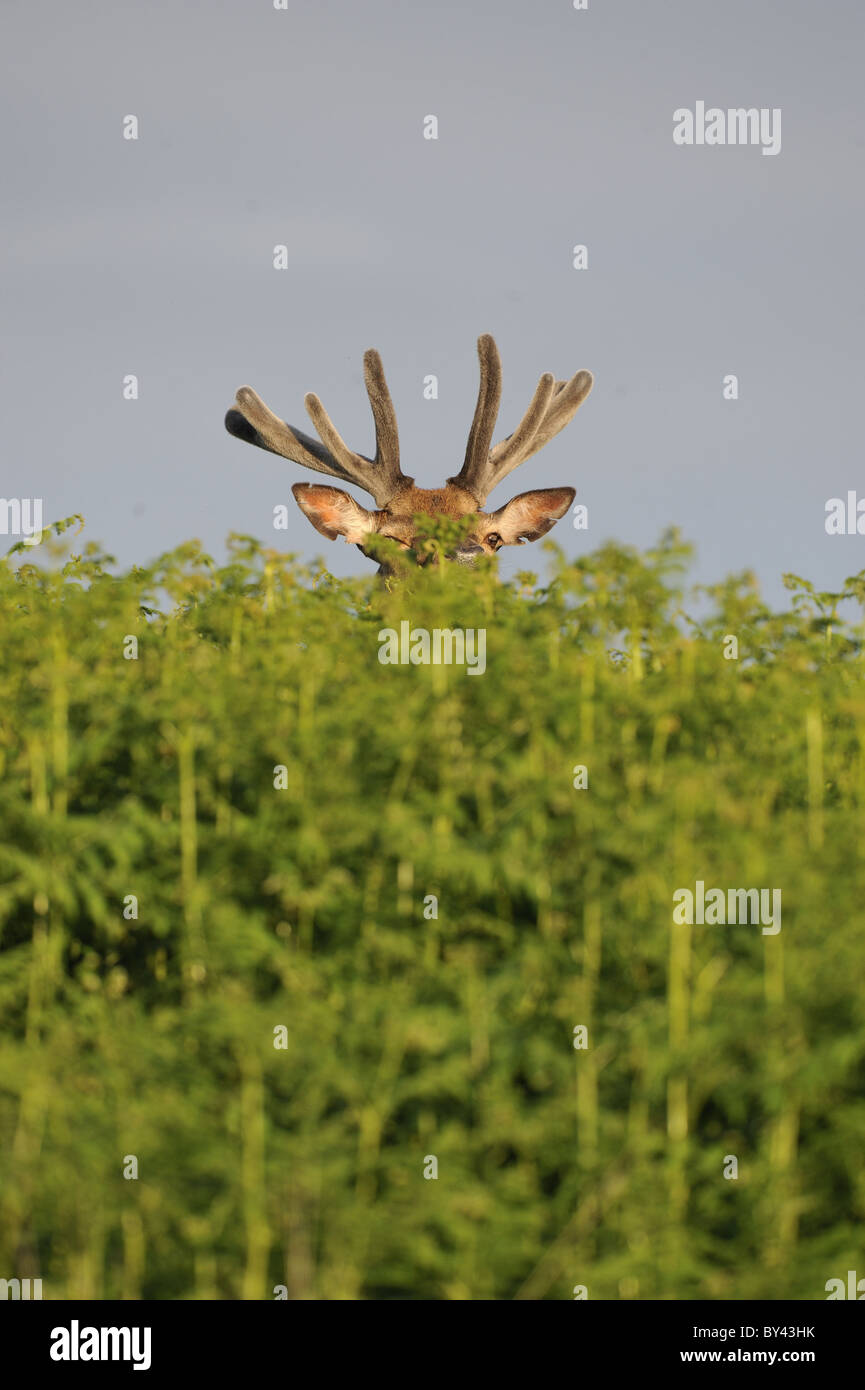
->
{"left": 292, "top": 483, "right": 377, "bottom": 543}
{"left": 486, "top": 487, "right": 575, "bottom": 544}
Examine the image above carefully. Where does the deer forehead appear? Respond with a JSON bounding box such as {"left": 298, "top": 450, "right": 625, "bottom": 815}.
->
{"left": 382, "top": 484, "right": 481, "bottom": 521}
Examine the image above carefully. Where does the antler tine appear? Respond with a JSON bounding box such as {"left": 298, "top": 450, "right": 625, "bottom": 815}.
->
{"left": 511, "top": 369, "right": 594, "bottom": 461}
{"left": 227, "top": 386, "right": 358, "bottom": 484}
{"left": 448, "top": 337, "right": 593, "bottom": 505}
{"left": 304, "top": 348, "right": 411, "bottom": 505}
{"left": 476, "top": 369, "right": 594, "bottom": 497}
{"left": 367, "top": 350, "right": 403, "bottom": 469}
{"left": 483, "top": 372, "right": 556, "bottom": 486}
{"left": 302, "top": 393, "right": 376, "bottom": 486}
{"left": 448, "top": 334, "right": 503, "bottom": 502}
{"left": 225, "top": 350, "right": 412, "bottom": 508}
{"left": 362, "top": 348, "right": 405, "bottom": 487}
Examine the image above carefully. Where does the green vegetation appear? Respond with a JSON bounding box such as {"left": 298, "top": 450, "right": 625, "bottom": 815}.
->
{"left": 0, "top": 519, "right": 864, "bottom": 1300}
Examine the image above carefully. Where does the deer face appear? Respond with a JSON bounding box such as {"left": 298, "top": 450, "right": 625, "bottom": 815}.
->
{"left": 290, "top": 480, "right": 576, "bottom": 572}
{"left": 225, "top": 335, "right": 592, "bottom": 572}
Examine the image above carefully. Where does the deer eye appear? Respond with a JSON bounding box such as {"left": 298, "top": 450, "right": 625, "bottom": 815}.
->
{"left": 485, "top": 532, "right": 503, "bottom": 550}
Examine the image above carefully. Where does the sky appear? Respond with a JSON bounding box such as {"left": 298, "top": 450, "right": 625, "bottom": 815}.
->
{"left": 3, "top": 0, "right": 864, "bottom": 602}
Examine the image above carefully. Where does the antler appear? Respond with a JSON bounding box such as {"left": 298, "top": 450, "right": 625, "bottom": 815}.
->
{"left": 448, "top": 334, "right": 593, "bottom": 504}
{"left": 225, "top": 349, "right": 412, "bottom": 508}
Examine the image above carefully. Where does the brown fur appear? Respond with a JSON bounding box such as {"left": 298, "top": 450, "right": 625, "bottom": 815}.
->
{"left": 292, "top": 480, "right": 576, "bottom": 569}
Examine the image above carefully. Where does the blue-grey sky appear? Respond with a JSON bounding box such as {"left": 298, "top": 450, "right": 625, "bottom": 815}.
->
{"left": 4, "top": 0, "right": 864, "bottom": 600}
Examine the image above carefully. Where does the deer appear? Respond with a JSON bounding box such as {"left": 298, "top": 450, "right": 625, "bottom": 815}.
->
{"left": 225, "top": 334, "right": 593, "bottom": 573}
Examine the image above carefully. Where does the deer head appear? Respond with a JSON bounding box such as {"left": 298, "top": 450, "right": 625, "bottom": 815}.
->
{"left": 225, "top": 334, "right": 593, "bottom": 572}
